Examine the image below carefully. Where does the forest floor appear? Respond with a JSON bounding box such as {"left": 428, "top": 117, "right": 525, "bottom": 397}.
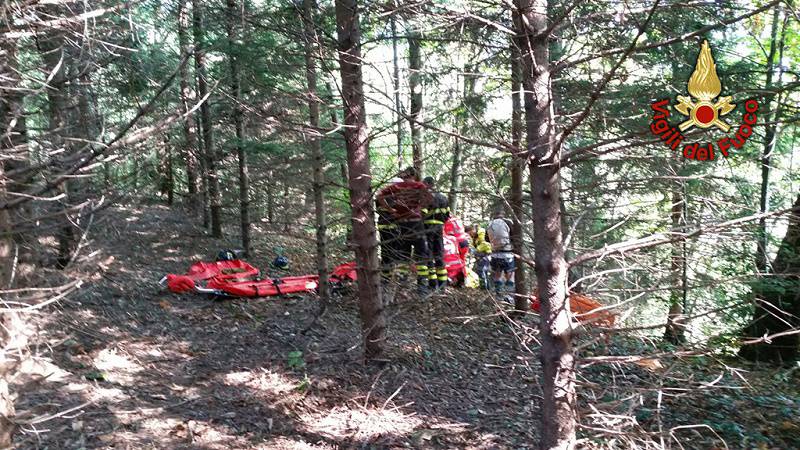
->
{"left": 11, "top": 203, "right": 800, "bottom": 449}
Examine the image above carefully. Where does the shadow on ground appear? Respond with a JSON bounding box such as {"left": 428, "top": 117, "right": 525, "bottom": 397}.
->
{"left": 14, "top": 204, "right": 542, "bottom": 449}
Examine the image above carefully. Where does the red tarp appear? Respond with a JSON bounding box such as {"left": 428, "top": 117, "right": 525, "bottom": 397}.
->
{"left": 530, "top": 291, "right": 616, "bottom": 327}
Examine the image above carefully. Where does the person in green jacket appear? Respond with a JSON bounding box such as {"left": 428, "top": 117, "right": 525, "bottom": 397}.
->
{"left": 465, "top": 224, "right": 492, "bottom": 289}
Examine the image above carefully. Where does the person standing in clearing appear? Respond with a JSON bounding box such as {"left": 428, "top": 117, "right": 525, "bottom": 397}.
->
{"left": 486, "top": 211, "right": 515, "bottom": 293}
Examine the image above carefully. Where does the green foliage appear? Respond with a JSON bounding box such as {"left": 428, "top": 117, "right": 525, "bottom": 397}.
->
{"left": 287, "top": 350, "right": 305, "bottom": 370}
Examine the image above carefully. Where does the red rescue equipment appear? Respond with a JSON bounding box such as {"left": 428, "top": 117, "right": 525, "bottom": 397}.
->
{"left": 165, "top": 260, "right": 259, "bottom": 293}
{"left": 163, "top": 260, "right": 358, "bottom": 298}
{"left": 208, "top": 275, "right": 320, "bottom": 297}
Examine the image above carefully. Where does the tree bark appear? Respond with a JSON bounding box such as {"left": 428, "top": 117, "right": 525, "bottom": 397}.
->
{"left": 303, "top": 0, "right": 329, "bottom": 303}
{"left": 0, "top": 26, "right": 24, "bottom": 448}
{"left": 163, "top": 137, "right": 175, "bottom": 206}
{"left": 510, "top": 22, "right": 529, "bottom": 312}
{"left": 266, "top": 169, "right": 274, "bottom": 224}
{"left": 448, "top": 66, "right": 475, "bottom": 213}
{"left": 226, "top": 0, "right": 250, "bottom": 256}
{"left": 178, "top": 0, "right": 200, "bottom": 215}
{"left": 391, "top": 15, "right": 403, "bottom": 170}
{"left": 335, "top": 0, "right": 385, "bottom": 360}
{"left": 664, "top": 178, "right": 687, "bottom": 343}
{"left": 38, "top": 13, "right": 77, "bottom": 269}
{"left": 756, "top": 5, "right": 785, "bottom": 273}
{"left": 516, "top": 0, "right": 576, "bottom": 448}
{"left": 740, "top": 193, "right": 800, "bottom": 363}
{"left": 408, "top": 30, "right": 423, "bottom": 176}
{"left": 193, "top": 0, "right": 222, "bottom": 238}
{"left": 448, "top": 133, "right": 462, "bottom": 213}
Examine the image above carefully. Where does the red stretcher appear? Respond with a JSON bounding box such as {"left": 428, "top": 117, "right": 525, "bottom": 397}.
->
{"left": 161, "top": 260, "right": 358, "bottom": 298}
{"left": 162, "top": 260, "right": 261, "bottom": 294}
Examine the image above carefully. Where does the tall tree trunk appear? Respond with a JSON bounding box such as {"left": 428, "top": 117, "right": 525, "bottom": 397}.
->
{"left": 448, "top": 67, "right": 475, "bottom": 213}
{"left": 510, "top": 23, "right": 529, "bottom": 312}
{"left": 391, "top": 15, "right": 403, "bottom": 170}
{"left": 283, "top": 184, "right": 290, "bottom": 233}
{"left": 448, "top": 134, "right": 462, "bottom": 213}
{"left": 408, "top": 30, "right": 423, "bottom": 175}
{"left": 335, "top": 0, "right": 385, "bottom": 360}
{"left": 226, "top": 0, "right": 250, "bottom": 256}
{"left": 740, "top": 193, "right": 800, "bottom": 363}
{"left": 0, "top": 23, "right": 26, "bottom": 448}
{"left": 266, "top": 169, "right": 274, "bottom": 224}
{"left": 178, "top": 0, "right": 200, "bottom": 215}
{"left": 664, "top": 174, "right": 687, "bottom": 343}
{"left": 38, "top": 17, "right": 76, "bottom": 269}
{"left": 303, "top": 0, "right": 329, "bottom": 303}
{"left": 756, "top": 5, "right": 785, "bottom": 274}
{"left": 516, "top": 0, "right": 575, "bottom": 448}
{"left": 193, "top": 0, "right": 222, "bottom": 238}
{"left": 164, "top": 137, "right": 175, "bottom": 206}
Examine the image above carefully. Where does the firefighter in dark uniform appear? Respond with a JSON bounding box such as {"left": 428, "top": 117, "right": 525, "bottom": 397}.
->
{"left": 376, "top": 167, "right": 432, "bottom": 294}
{"left": 376, "top": 177, "right": 404, "bottom": 282}
{"left": 422, "top": 176, "right": 450, "bottom": 290}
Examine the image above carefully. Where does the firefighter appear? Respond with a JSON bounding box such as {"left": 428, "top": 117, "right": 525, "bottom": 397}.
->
{"left": 421, "top": 176, "right": 450, "bottom": 290}
{"left": 375, "top": 167, "right": 432, "bottom": 294}
{"left": 465, "top": 224, "right": 492, "bottom": 289}
{"left": 376, "top": 177, "right": 404, "bottom": 282}
{"left": 486, "top": 210, "right": 515, "bottom": 293}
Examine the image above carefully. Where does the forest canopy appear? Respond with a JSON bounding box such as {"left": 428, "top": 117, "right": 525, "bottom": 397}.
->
{"left": 1, "top": 0, "right": 799, "bottom": 448}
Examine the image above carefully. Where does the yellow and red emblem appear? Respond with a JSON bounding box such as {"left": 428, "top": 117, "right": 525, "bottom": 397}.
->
{"left": 675, "top": 40, "right": 735, "bottom": 132}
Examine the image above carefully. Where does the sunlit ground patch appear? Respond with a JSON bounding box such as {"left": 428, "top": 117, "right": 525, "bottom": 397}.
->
{"left": 302, "top": 406, "right": 423, "bottom": 442}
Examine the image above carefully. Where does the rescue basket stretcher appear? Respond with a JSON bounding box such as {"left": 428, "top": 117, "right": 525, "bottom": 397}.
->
{"left": 160, "top": 217, "right": 470, "bottom": 299}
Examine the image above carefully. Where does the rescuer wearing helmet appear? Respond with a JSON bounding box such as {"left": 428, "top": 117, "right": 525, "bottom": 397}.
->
{"left": 422, "top": 176, "right": 450, "bottom": 290}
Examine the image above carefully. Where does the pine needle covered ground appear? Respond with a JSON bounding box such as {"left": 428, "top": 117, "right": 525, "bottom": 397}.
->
{"left": 14, "top": 205, "right": 800, "bottom": 449}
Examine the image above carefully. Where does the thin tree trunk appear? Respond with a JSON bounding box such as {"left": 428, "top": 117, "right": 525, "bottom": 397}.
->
{"left": 38, "top": 21, "right": 76, "bottom": 269}
{"left": 193, "top": 0, "right": 222, "bottom": 238}
{"left": 408, "top": 30, "right": 423, "bottom": 175}
{"left": 303, "top": 0, "right": 329, "bottom": 303}
{"left": 391, "top": 15, "right": 402, "bottom": 170}
{"left": 665, "top": 176, "right": 687, "bottom": 343}
{"left": 516, "top": 0, "right": 575, "bottom": 447}
{"left": 448, "top": 134, "right": 462, "bottom": 213}
{"left": 0, "top": 156, "right": 14, "bottom": 443}
{"left": 756, "top": 5, "right": 785, "bottom": 274}
{"left": 164, "top": 137, "right": 175, "bottom": 206}
{"left": 510, "top": 24, "right": 529, "bottom": 312}
{"left": 335, "top": 0, "right": 385, "bottom": 360}
{"left": 178, "top": 0, "right": 200, "bottom": 215}
{"left": 266, "top": 169, "right": 274, "bottom": 224}
{"left": 448, "top": 67, "right": 475, "bottom": 213}
{"left": 226, "top": 0, "right": 250, "bottom": 256}
{"left": 283, "top": 184, "right": 290, "bottom": 232}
